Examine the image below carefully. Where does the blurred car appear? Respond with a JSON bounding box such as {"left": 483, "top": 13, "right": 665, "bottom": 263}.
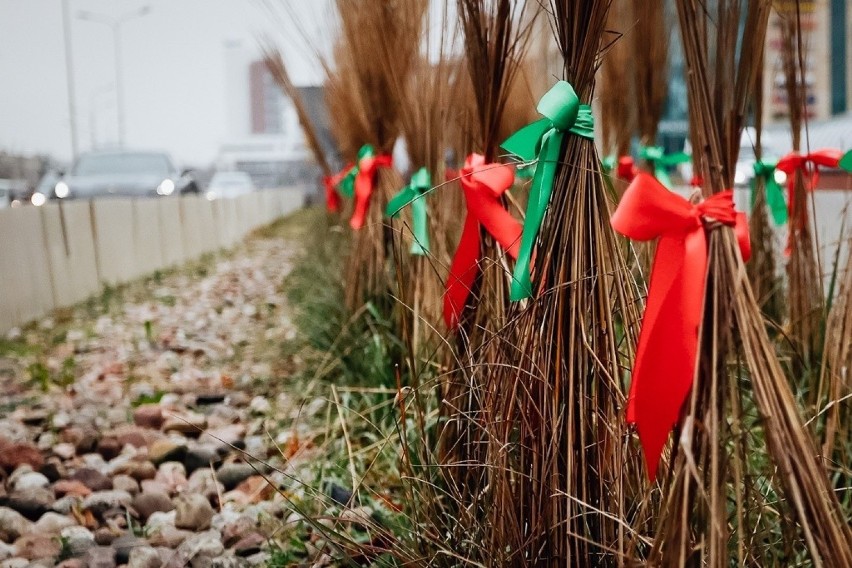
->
{"left": 51, "top": 150, "right": 198, "bottom": 201}
{"left": 204, "top": 171, "right": 255, "bottom": 200}
{"left": 28, "top": 170, "right": 61, "bottom": 206}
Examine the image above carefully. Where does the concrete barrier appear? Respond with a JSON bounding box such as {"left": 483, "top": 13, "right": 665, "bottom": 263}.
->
{"left": 0, "top": 187, "right": 304, "bottom": 334}
{"left": 133, "top": 199, "right": 164, "bottom": 279}
{"left": 91, "top": 198, "right": 136, "bottom": 287}
{"left": 0, "top": 207, "right": 54, "bottom": 331}
{"left": 158, "top": 198, "right": 185, "bottom": 269}
{"left": 40, "top": 202, "right": 99, "bottom": 309}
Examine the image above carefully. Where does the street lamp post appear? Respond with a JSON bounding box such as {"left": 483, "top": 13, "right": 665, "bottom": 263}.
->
{"left": 77, "top": 6, "right": 151, "bottom": 148}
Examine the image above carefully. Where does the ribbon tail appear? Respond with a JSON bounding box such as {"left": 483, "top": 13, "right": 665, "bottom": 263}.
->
{"left": 765, "top": 179, "right": 788, "bottom": 225}
{"left": 324, "top": 178, "right": 341, "bottom": 213}
{"left": 350, "top": 172, "right": 373, "bottom": 230}
{"left": 501, "top": 118, "right": 550, "bottom": 161}
{"left": 385, "top": 186, "right": 414, "bottom": 218}
{"left": 410, "top": 198, "right": 429, "bottom": 256}
{"left": 444, "top": 214, "right": 481, "bottom": 329}
{"left": 510, "top": 132, "right": 560, "bottom": 301}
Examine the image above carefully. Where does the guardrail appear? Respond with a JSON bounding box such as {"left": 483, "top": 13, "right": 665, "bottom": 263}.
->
{"left": 0, "top": 187, "right": 304, "bottom": 334}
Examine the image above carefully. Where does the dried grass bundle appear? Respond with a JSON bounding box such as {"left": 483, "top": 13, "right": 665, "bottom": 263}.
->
{"left": 331, "top": 0, "right": 426, "bottom": 311}
{"left": 470, "top": 1, "right": 652, "bottom": 563}
{"left": 648, "top": 1, "right": 852, "bottom": 563}
{"left": 434, "top": 0, "right": 536, "bottom": 557}
{"left": 776, "top": 1, "right": 825, "bottom": 372}
{"left": 631, "top": 0, "right": 667, "bottom": 148}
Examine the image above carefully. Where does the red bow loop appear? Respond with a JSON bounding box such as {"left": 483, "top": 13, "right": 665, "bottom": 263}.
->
{"left": 611, "top": 173, "right": 748, "bottom": 480}
{"left": 443, "top": 154, "right": 522, "bottom": 330}
{"left": 350, "top": 154, "right": 393, "bottom": 230}
{"left": 617, "top": 156, "right": 637, "bottom": 182}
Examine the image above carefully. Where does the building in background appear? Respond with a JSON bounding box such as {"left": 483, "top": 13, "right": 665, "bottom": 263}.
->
{"left": 220, "top": 40, "right": 333, "bottom": 189}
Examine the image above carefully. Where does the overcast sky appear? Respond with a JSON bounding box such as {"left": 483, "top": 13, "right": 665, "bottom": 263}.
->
{"left": 0, "top": 0, "right": 333, "bottom": 167}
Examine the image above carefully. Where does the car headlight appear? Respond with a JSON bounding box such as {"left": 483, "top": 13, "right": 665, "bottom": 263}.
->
{"left": 205, "top": 190, "right": 217, "bottom": 201}
{"left": 157, "top": 179, "right": 175, "bottom": 196}
{"left": 31, "top": 192, "right": 47, "bottom": 207}
{"left": 774, "top": 170, "right": 787, "bottom": 185}
{"left": 55, "top": 181, "right": 70, "bottom": 198}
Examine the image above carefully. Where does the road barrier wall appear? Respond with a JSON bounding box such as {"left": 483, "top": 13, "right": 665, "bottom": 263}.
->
{"left": 0, "top": 187, "right": 304, "bottom": 334}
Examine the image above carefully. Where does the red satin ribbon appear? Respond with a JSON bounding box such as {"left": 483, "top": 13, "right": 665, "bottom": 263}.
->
{"left": 617, "top": 156, "right": 637, "bottom": 182}
{"left": 689, "top": 175, "right": 704, "bottom": 188}
{"left": 350, "top": 154, "right": 393, "bottom": 230}
{"left": 323, "top": 166, "right": 350, "bottom": 213}
{"left": 443, "top": 154, "right": 522, "bottom": 330}
{"left": 611, "top": 173, "right": 750, "bottom": 480}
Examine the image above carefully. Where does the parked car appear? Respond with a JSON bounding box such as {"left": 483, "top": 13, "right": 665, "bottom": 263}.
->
{"left": 52, "top": 150, "right": 198, "bottom": 201}
{"left": 205, "top": 171, "right": 255, "bottom": 200}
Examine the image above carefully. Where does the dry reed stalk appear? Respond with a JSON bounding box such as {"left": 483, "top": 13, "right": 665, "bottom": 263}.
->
{"left": 262, "top": 46, "right": 332, "bottom": 177}
{"left": 649, "top": 1, "right": 852, "bottom": 564}
{"left": 598, "top": 0, "right": 634, "bottom": 160}
{"left": 471, "top": 1, "right": 652, "bottom": 563}
{"left": 747, "top": 47, "right": 785, "bottom": 321}
{"left": 777, "top": 1, "right": 824, "bottom": 373}
{"left": 331, "top": 0, "right": 426, "bottom": 311}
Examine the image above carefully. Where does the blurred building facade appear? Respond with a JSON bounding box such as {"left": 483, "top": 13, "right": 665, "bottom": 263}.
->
{"left": 221, "top": 40, "right": 333, "bottom": 188}
{"left": 762, "top": 0, "right": 851, "bottom": 124}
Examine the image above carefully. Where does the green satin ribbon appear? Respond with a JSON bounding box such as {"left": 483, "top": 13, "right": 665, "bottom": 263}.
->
{"left": 751, "top": 160, "right": 788, "bottom": 225}
{"left": 638, "top": 145, "right": 690, "bottom": 189}
{"left": 501, "top": 80, "right": 594, "bottom": 300}
{"left": 385, "top": 167, "right": 432, "bottom": 255}
{"left": 337, "top": 144, "right": 375, "bottom": 198}
{"left": 516, "top": 162, "right": 536, "bottom": 179}
{"left": 601, "top": 155, "right": 616, "bottom": 173}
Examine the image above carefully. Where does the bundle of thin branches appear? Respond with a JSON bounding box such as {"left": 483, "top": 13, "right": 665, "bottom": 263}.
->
{"left": 332, "top": 0, "right": 426, "bottom": 312}
{"left": 434, "top": 0, "right": 535, "bottom": 558}
{"left": 776, "top": 1, "right": 825, "bottom": 373}
{"left": 387, "top": 41, "right": 455, "bottom": 356}
{"left": 598, "top": 0, "right": 634, "bottom": 161}
{"left": 647, "top": 1, "right": 852, "bottom": 563}
{"left": 470, "top": 1, "right": 651, "bottom": 563}
{"left": 747, "top": 45, "right": 786, "bottom": 321}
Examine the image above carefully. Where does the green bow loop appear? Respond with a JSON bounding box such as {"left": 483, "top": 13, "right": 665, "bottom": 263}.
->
{"left": 638, "top": 146, "right": 690, "bottom": 189}
{"left": 601, "top": 155, "right": 616, "bottom": 173}
{"left": 751, "top": 160, "right": 788, "bottom": 225}
{"left": 840, "top": 150, "right": 852, "bottom": 172}
{"left": 500, "top": 80, "right": 594, "bottom": 301}
{"left": 385, "top": 167, "right": 432, "bottom": 255}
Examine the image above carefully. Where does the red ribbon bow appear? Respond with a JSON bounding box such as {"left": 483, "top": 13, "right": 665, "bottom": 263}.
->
{"left": 611, "top": 173, "right": 750, "bottom": 480}
{"left": 617, "top": 156, "right": 638, "bottom": 182}
{"left": 443, "top": 154, "right": 522, "bottom": 330}
{"left": 323, "top": 166, "right": 351, "bottom": 213}
{"left": 350, "top": 154, "right": 393, "bottom": 230}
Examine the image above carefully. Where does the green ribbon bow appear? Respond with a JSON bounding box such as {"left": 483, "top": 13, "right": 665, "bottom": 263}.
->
{"left": 501, "top": 80, "right": 594, "bottom": 300}
{"left": 337, "top": 144, "right": 375, "bottom": 198}
{"left": 751, "top": 160, "right": 788, "bottom": 225}
{"left": 385, "top": 167, "right": 432, "bottom": 255}
{"left": 638, "top": 145, "right": 690, "bottom": 189}
{"left": 601, "top": 155, "right": 616, "bottom": 173}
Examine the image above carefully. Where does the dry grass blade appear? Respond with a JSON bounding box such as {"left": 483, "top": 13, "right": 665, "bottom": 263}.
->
{"left": 598, "top": 0, "right": 634, "bottom": 159}
{"left": 630, "top": 0, "right": 667, "bottom": 148}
